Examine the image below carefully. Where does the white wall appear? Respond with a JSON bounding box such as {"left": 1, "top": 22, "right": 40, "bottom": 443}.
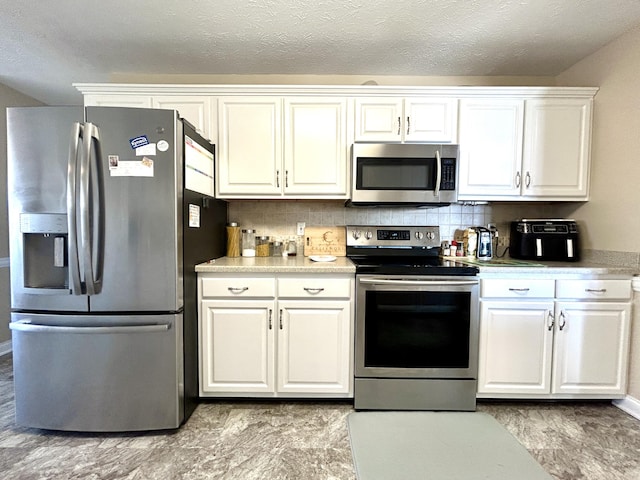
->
{"left": 556, "top": 25, "right": 640, "bottom": 253}
{"left": 0, "top": 84, "right": 43, "bottom": 348}
{"left": 556, "top": 25, "right": 640, "bottom": 403}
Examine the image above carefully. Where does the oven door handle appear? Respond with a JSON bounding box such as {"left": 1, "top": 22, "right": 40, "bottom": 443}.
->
{"left": 359, "top": 278, "right": 478, "bottom": 286}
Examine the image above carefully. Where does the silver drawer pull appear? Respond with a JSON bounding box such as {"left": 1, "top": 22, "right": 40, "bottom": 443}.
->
{"left": 303, "top": 287, "right": 325, "bottom": 294}
{"left": 585, "top": 288, "right": 607, "bottom": 293}
{"left": 508, "top": 288, "right": 530, "bottom": 292}
{"left": 228, "top": 287, "right": 249, "bottom": 293}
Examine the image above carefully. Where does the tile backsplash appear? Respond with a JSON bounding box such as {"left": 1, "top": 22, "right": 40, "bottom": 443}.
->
{"left": 228, "top": 200, "right": 559, "bottom": 243}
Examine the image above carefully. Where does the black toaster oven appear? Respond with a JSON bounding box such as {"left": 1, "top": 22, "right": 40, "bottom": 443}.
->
{"left": 509, "top": 219, "right": 580, "bottom": 262}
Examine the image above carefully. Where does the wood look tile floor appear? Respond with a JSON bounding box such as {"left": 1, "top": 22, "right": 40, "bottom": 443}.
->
{"left": 1, "top": 353, "right": 639, "bottom": 479}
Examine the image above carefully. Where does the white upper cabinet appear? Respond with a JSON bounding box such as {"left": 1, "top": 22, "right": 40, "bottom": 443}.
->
{"left": 458, "top": 95, "right": 593, "bottom": 201}
{"left": 217, "top": 97, "right": 282, "bottom": 196}
{"left": 84, "top": 93, "right": 214, "bottom": 140}
{"left": 458, "top": 98, "right": 525, "bottom": 198}
{"left": 152, "top": 96, "right": 214, "bottom": 141}
{"left": 217, "top": 96, "right": 351, "bottom": 198}
{"left": 355, "top": 97, "right": 457, "bottom": 143}
{"left": 521, "top": 98, "right": 591, "bottom": 198}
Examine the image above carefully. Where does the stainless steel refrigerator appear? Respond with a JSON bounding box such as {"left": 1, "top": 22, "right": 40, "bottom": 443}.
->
{"left": 7, "top": 106, "right": 227, "bottom": 432}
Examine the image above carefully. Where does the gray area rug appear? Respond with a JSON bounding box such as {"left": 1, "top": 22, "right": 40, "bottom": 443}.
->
{"left": 348, "top": 411, "right": 553, "bottom": 480}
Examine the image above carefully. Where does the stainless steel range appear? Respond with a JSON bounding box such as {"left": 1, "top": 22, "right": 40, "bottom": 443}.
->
{"left": 347, "top": 225, "right": 480, "bottom": 411}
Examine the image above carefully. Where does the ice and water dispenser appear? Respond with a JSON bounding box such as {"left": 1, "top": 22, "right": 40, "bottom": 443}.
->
{"left": 20, "top": 213, "right": 68, "bottom": 290}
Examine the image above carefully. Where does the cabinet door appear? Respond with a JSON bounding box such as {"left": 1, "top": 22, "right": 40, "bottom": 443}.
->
{"left": 277, "top": 301, "right": 352, "bottom": 394}
{"left": 84, "top": 94, "right": 153, "bottom": 108}
{"left": 283, "top": 97, "right": 350, "bottom": 196}
{"left": 217, "top": 97, "right": 282, "bottom": 196}
{"left": 521, "top": 98, "right": 591, "bottom": 199}
{"left": 354, "top": 98, "right": 403, "bottom": 142}
{"left": 478, "top": 300, "right": 554, "bottom": 395}
{"left": 152, "top": 96, "right": 213, "bottom": 140}
{"left": 458, "top": 99, "right": 524, "bottom": 199}
{"left": 552, "top": 302, "right": 631, "bottom": 395}
{"left": 200, "top": 300, "right": 275, "bottom": 394}
{"left": 404, "top": 97, "right": 457, "bottom": 143}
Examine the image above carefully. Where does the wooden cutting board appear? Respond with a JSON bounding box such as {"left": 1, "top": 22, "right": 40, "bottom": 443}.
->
{"left": 303, "top": 226, "right": 346, "bottom": 257}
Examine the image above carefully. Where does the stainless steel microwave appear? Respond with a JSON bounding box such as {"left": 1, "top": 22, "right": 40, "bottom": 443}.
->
{"left": 349, "top": 143, "right": 459, "bottom": 207}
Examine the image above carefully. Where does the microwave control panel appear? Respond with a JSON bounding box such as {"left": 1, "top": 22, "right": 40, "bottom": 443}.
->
{"left": 440, "top": 158, "right": 456, "bottom": 190}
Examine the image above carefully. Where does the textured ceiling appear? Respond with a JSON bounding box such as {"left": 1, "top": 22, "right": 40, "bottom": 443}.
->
{"left": 2, "top": 0, "right": 640, "bottom": 105}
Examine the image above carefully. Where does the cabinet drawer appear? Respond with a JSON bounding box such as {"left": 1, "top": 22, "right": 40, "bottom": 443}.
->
{"left": 556, "top": 279, "right": 631, "bottom": 300}
{"left": 201, "top": 277, "right": 276, "bottom": 298}
{"left": 278, "top": 277, "right": 351, "bottom": 299}
{"left": 480, "top": 279, "right": 555, "bottom": 298}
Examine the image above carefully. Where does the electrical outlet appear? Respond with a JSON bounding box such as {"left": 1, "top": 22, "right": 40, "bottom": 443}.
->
{"left": 296, "top": 222, "right": 306, "bottom": 235}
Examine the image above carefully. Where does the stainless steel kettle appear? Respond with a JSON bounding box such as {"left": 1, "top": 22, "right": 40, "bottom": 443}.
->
{"left": 476, "top": 227, "right": 493, "bottom": 260}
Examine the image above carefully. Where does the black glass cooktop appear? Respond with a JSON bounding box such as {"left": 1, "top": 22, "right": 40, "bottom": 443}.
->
{"left": 348, "top": 255, "right": 479, "bottom": 276}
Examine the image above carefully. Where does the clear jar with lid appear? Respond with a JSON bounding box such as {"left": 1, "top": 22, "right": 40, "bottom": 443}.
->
{"left": 256, "top": 236, "right": 270, "bottom": 257}
{"left": 286, "top": 237, "right": 297, "bottom": 257}
{"left": 241, "top": 229, "right": 256, "bottom": 257}
{"left": 272, "top": 241, "right": 284, "bottom": 257}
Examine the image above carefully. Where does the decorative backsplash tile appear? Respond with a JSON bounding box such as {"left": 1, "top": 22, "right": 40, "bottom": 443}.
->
{"left": 228, "top": 200, "right": 558, "bottom": 243}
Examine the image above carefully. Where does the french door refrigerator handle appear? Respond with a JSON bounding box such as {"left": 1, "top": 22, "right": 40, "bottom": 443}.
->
{"left": 66, "top": 122, "right": 83, "bottom": 294}
{"left": 79, "top": 122, "right": 102, "bottom": 295}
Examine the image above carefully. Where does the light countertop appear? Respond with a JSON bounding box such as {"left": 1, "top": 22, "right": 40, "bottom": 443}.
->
{"left": 196, "top": 255, "right": 356, "bottom": 274}
{"left": 196, "top": 255, "right": 636, "bottom": 277}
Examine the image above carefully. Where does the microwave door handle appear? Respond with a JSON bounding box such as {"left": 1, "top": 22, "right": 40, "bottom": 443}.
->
{"left": 66, "top": 122, "right": 83, "bottom": 294}
{"left": 434, "top": 149, "right": 442, "bottom": 197}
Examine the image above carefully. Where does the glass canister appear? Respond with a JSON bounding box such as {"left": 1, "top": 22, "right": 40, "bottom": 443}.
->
{"left": 286, "top": 236, "right": 297, "bottom": 256}
{"left": 256, "top": 236, "right": 270, "bottom": 257}
{"left": 226, "top": 222, "right": 241, "bottom": 257}
{"left": 241, "top": 229, "right": 256, "bottom": 257}
{"left": 272, "top": 241, "right": 284, "bottom": 257}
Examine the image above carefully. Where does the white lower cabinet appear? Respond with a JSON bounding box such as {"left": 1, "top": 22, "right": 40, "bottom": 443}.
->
{"left": 478, "top": 277, "right": 632, "bottom": 399}
{"left": 198, "top": 273, "right": 354, "bottom": 397}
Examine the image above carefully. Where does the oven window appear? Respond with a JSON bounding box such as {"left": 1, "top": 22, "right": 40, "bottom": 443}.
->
{"left": 364, "top": 291, "right": 471, "bottom": 368}
{"left": 356, "top": 157, "right": 436, "bottom": 190}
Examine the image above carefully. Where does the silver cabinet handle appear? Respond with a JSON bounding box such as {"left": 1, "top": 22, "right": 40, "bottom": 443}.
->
{"left": 585, "top": 288, "right": 607, "bottom": 293}
{"left": 268, "top": 309, "right": 273, "bottom": 330}
{"left": 515, "top": 172, "right": 521, "bottom": 188}
{"left": 303, "top": 287, "right": 325, "bottom": 294}
{"left": 559, "top": 311, "right": 566, "bottom": 331}
{"left": 285, "top": 169, "right": 289, "bottom": 188}
{"left": 547, "top": 311, "right": 555, "bottom": 331}
{"left": 406, "top": 116, "right": 411, "bottom": 135}
{"left": 228, "top": 287, "right": 249, "bottom": 294}
{"left": 397, "top": 116, "right": 401, "bottom": 135}
{"left": 276, "top": 170, "right": 280, "bottom": 188}
{"left": 279, "top": 309, "right": 283, "bottom": 330}
{"left": 508, "top": 288, "right": 530, "bottom": 292}
{"left": 525, "top": 171, "right": 531, "bottom": 188}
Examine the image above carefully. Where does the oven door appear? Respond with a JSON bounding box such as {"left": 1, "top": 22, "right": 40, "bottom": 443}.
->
{"left": 355, "top": 275, "right": 479, "bottom": 379}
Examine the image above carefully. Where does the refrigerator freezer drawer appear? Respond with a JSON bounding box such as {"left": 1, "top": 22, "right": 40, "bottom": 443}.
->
{"left": 10, "top": 312, "right": 184, "bottom": 432}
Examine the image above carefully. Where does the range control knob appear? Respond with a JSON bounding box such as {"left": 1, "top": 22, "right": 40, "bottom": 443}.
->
{"left": 365, "top": 230, "right": 373, "bottom": 240}
{"left": 352, "top": 230, "right": 361, "bottom": 240}
{"left": 415, "top": 231, "right": 424, "bottom": 240}
{"left": 426, "top": 231, "right": 435, "bottom": 240}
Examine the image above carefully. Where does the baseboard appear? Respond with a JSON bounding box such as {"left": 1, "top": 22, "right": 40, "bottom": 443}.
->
{"left": 613, "top": 396, "right": 640, "bottom": 420}
{"left": 0, "top": 340, "right": 12, "bottom": 356}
